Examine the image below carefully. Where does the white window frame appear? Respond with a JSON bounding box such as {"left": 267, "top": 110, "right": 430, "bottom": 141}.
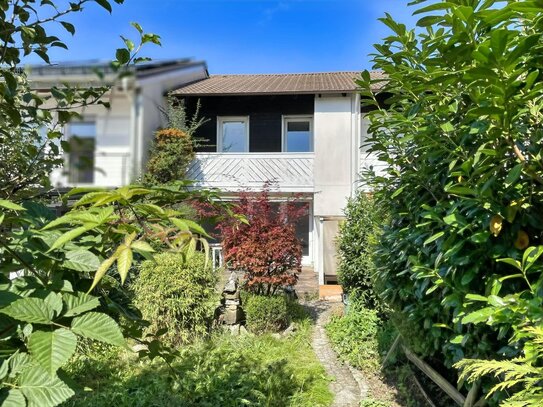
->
{"left": 281, "top": 115, "right": 314, "bottom": 153}
{"left": 217, "top": 116, "right": 250, "bottom": 153}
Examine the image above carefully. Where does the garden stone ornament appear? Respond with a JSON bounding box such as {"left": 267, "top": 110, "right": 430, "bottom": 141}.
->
{"left": 217, "top": 271, "right": 244, "bottom": 327}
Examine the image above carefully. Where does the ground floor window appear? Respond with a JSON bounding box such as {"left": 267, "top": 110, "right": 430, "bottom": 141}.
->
{"left": 199, "top": 198, "right": 312, "bottom": 266}
{"left": 293, "top": 202, "right": 310, "bottom": 257}
{"left": 269, "top": 201, "right": 311, "bottom": 257}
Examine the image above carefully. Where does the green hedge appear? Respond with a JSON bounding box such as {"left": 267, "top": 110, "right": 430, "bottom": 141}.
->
{"left": 243, "top": 294, "right": 292, "bottom": 334}
{"left": 358, "top": 1, "right": 543, "bottom": 403}
{"left": 132, "top": 252, "right": 218, "bottom": 345}
{"left": 337, "top": 191, "right": 387, "bottom": 312}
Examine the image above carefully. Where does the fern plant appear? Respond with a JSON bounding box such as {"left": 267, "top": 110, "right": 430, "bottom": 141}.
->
{"left": 455, "top": 326, "right": 543, "bottom": 407}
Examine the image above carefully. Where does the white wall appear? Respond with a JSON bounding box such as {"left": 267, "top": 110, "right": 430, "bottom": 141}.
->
{"left": 313, "top": 94, "right": 357, "bottom": 217}
{"left": 312, "top": 93, "right": 366, "bottom": 283}
{"left": 49, "top": 64, "right": 208, "bottom": 187}
{"left": 50, "top": 90, "right": 132, "bottom": 188}
{"left": 357, "top": 115, "right": 388, "bottom": 191}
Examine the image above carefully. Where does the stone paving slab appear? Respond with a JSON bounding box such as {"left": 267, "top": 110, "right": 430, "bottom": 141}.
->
{"left": 307, "top": 301, "right": 368, "bottom": 407}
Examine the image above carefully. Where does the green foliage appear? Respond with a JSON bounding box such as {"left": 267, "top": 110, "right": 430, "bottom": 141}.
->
{"left": 0, "top": 276, "right": 121, "bottom": 406}
{"left": 244, "top": 294, "right": 292, "bottom": 334}
{"left": 160, "top": 94, "right": 207, "bottom": 135}
{"left": 325, "top": 302, "right": 395, "bottom": 372}
{"left": 143, "top": 96, "right": 206, "bottom": 185}
{"left": 338, "top": 191, "right": 387, "bottom": 311}
{"left": 0, "top": 3, "right": 177, "bottom": 403}
{"left": 455, "top": 326, "right": 543, "bottom": 407}
{"left": 63, "top": 321, "right": 333, "bottom": 407}
{"left": 132, "top": 252, "right": 218, "bottom": 345}
{"left": 357, "top": 0, "right": 543, "bottom": 401}
{"left": 0, "top": 184, "right": 215, "bottom": 406}
{"left": 0, "top": 2, "right": 221, "bottom": 406}
{"left": 143, "top": 128, "right": 195, "bottom": 186}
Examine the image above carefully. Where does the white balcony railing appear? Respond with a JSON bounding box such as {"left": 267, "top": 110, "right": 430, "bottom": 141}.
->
{"left": 187, "top": 153, "right": 314, "bottom": 192}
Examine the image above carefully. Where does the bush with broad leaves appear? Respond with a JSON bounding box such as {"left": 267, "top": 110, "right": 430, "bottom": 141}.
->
{"left": 358, "top": 0, "right": 543, "bottom": 403}
{"left": 0, "top": 1, "right": 217, "bottom": 405}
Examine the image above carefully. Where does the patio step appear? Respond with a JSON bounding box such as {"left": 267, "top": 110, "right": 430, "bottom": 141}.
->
{"left": 319, "top": 285, "right": 343, "bottom": 302}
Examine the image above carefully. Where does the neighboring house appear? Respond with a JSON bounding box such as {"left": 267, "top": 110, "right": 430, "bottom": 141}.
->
{"left": 30, "top": 59, "right": 208, "bottom": 187}
{"left": 172, "top": 72, "right": 384, "bottom": 284}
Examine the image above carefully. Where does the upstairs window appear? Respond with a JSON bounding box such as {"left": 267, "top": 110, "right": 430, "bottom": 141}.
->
{"left": 66, "top": 121, "right": 96, "bottom": 183}
{"left": 283, "top": 116, "right": 313, "bottom": 152}
{"left": 217, "top": 116, "right": 249, "bottom": 152}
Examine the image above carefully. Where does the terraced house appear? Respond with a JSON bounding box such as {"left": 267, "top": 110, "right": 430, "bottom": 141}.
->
{"left": 173, "top": 71, "right": 384, "bottom": 285}
{"left": 38, "top": 61, "right": 383, "bottom": 285}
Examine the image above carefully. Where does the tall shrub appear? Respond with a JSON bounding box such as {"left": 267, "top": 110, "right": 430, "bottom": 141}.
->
{"left": 337, "top": 191, "right": 386, "bottom": 311}
{"left": 359, "top": 0, "right": 543, "bottom": 402}
{"left": 219, "top": 187, "right": 307, "bottom": 295}
{"left": 132, "top": 252, "right": 218, "bottom": 345}
{"left": 143, "top": 96, "right": 205, "bottom": 185}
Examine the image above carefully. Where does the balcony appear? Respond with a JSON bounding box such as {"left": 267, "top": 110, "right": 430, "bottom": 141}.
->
{"left": 187, "top": 153, "right": 314, "bottom": 192}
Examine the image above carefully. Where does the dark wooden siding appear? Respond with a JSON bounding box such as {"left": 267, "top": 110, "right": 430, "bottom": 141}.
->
{"left": 361, "top": 93, "right": 390, "bottom": 113}
{"left": 181, "top": 95, "right": 314, "bottom": 152}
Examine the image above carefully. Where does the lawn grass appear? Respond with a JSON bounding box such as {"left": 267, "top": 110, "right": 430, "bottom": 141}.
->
{"left": 63, "top": 318, "right": 332, "bottom": 407}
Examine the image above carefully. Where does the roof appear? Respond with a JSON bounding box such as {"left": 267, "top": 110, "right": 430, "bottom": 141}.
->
{"left": 172, "top": 71, "right": 385, "bottom": 96}
{"left": 22, "top": 59, "right": 207, "bottom": 79}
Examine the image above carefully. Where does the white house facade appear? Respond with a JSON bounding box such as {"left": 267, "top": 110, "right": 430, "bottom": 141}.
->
{"left": 28, "top": 59, "right": 208, "bottom": 187}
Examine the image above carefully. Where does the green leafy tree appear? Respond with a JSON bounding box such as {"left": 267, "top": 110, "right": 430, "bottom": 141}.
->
{"left": 0, "top": 1, "right": 217, "bottom": 406}
{"left": 0, "top": 184, "right": 216, "bottom": 406}
{"left": 358, "top": 0, "right": 543, "bottom": 403}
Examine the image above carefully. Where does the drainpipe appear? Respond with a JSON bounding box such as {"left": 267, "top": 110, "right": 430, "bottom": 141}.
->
{"left": 135, "top": 89, "right": 145, "bottom": 180}
{"left": 128, "top": 87, "right": 143, "bottom": 182}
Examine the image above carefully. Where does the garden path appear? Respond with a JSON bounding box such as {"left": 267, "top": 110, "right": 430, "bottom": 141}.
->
{"left": 307, "top": 301, "right": 369, "bottom": 407}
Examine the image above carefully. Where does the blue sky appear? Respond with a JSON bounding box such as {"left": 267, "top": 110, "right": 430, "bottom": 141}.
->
{"left": 29, "top": 0, "right": 418, "bottom": 74}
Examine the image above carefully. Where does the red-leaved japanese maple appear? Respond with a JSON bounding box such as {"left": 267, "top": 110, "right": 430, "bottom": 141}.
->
{"left": 218, "top": 186, "right": 307, "bottom": 295}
